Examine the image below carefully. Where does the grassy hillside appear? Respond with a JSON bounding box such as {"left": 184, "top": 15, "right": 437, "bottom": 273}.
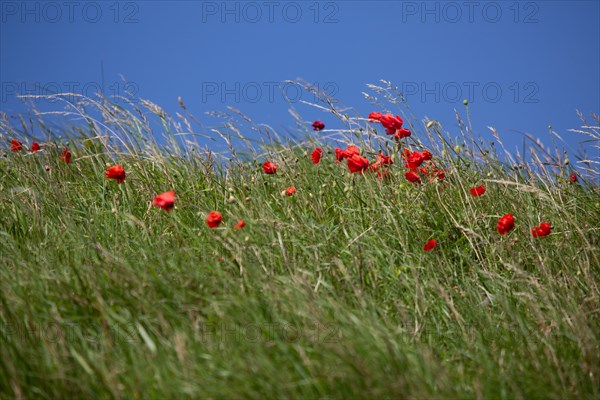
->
{"left": 1, "top": 92, "right": 599, "bottom": 399}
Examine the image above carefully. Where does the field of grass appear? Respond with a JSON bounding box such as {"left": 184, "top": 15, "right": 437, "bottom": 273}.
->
{"left": 1, "top": 87, "right": 599, "bottom": 399}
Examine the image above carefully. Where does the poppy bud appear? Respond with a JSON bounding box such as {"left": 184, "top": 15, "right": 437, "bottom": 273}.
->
{"left": 423, "top": 239, "right": 437, "bottom": 251}
{"left": 568, "top": 173, "right": 578, "bottom": 183}
{"left": 311, "top": 120, "right": 325, "bottom": 131}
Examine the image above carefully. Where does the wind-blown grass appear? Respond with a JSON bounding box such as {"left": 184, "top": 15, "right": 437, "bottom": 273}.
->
{"left": 1, "top": 84, "right": 599, "bottom": 399}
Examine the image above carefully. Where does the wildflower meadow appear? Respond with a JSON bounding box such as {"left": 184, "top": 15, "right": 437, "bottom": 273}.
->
{"left": 1, "top": 82, "right": 599, "bottom": 399}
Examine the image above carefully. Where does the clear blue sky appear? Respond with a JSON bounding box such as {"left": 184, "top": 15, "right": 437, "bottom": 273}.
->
{"left": 1, "top": 1, "right": 599, "bottom": 160}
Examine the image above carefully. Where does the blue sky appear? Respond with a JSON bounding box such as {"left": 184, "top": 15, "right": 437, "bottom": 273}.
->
{"left": 1, "top": 1, "right": 599, "bottom": 160}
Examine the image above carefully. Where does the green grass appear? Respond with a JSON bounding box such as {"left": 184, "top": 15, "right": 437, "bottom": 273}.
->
{"left": 1, "top": 90, "right": 599, "bottom": 399}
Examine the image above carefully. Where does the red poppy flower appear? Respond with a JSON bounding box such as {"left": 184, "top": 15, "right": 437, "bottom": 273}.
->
{"left": 379, "top": 114, "right": 405, "bottom": 135}
{"left": 430, "top": 168, "right": 445, "bottom": 181}
{"left": 531, "top": 222, "right": 552, "bottom": 238}
{"left": 393, "top": 128, "right": 411, "bottom": 140}
{"left": 569, "top": 173, "right": 578, "bottom": 183}
{"left": 405, "top": 151, "right": 426, "bottom": 170}
{"left": 285, "top": 186, "right": 297, "bottom": 196}
{"left": 368, "top": 111, "right": 383, "bottom": 121}
{"left": 405, "top": 171, "right": 421, "bottom": 183}
{"left": 470, "top": 185, "right": 486, "bottom": 196}
{"left": 105, "top": 165, "right": 126, "bottom": 184}
{"left": 420, "top": 150, "right": 433, "bottom": 161}
{"left": 311, "top": 148, "right": 323, "bottom": 164}
{"left": 335, "top": 145, "right": 360, "bottom": 162}
{"left": 369, "top": 152, "right": 393, "bottom": 173}
{"left": 375, "top": 152, "right": 393, "bottom": 165}
{"left": 61, "top": 147, "right": 71, "bottom": 164}
{"left": 152, "top": 191, "right": 175, "bottom": 212}
{"left": 11, "top": 139, "right": 22, "bottom": 151}
{"left": 30, "top": 142, "right": 40, "bottom": 152}
{"left": 497, "top": 213, "right": 515, "bottom": 235}
{"left": 206, "top": 211, "right": 223, "bottom": 228}
{"left": 369, "top": 162, "right": 381, "bottom": 173}
{"left": 347, "top": 154, "right": 370, "bottom": 174}
{"left": 312, "top": 120, "right": 325, "bottom": 131}
{"left": 423, "top": 239, "right": 437, "bottom": 251}
{"left": 342, "top": 145, "right": 360, "bottom": 159}
{"left": 262, "top": 161, "right": 277, "bottom": 174}
{"left": 234, "top": 219, "right": 246, "bottom": 229}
